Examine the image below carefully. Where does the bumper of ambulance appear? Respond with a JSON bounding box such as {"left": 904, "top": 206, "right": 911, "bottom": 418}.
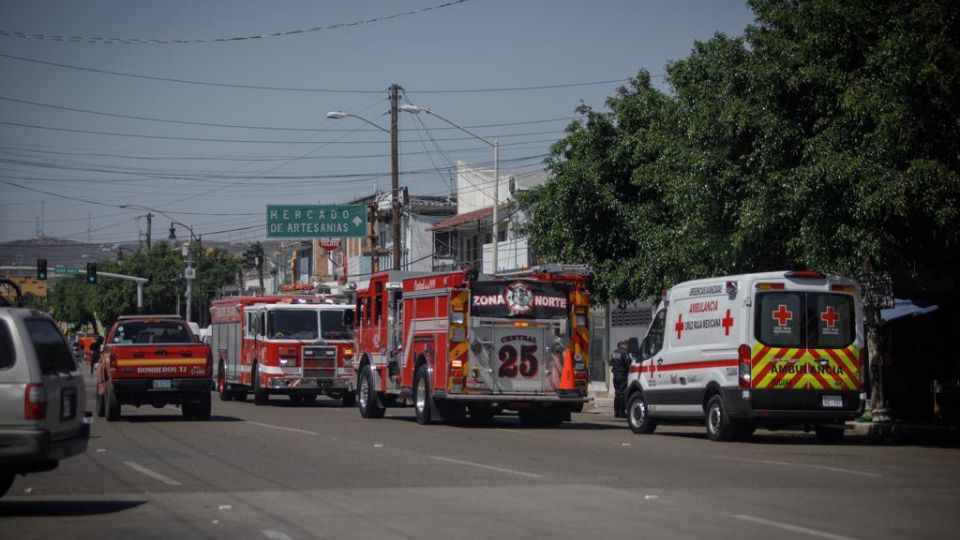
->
{"left": 722, "top": 388, "right": 863, "bottom": 422}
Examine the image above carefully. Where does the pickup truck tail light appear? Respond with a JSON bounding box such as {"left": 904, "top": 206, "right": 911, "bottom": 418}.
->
{"left": 25, "top": 383, "right": 47, "bottom": 420}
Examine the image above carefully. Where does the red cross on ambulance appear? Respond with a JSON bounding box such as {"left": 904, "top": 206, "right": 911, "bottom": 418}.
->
{"left": 821, "top": 305, "right": 839, "bottom": 328}
{"left": 772, "top": 304, "right": 793, "bottom": 327}
{"left": 675, "top": 314, "right": 684, "bottom": 340}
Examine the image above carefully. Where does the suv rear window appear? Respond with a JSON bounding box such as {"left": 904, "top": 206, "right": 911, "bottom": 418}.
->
{"left": 0, "top": 320, "right": 14, "bottom": 369}
{"left": 26, "top": 319, "right": 77, "bottom": 374}
{"left": 112, "top": 321, "right": 192, "bottom": 344}
{"left": 756, "top": 292, "right": 855, "bottom": 349}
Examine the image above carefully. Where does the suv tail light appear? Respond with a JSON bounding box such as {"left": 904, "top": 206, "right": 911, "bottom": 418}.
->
{"left": 738, "top": 344, "right": 751, "bottom": 390}
{"left": 25, "top": 383, "right": 47, "bottom": 420}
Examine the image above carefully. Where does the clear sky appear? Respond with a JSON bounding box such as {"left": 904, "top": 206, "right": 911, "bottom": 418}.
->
{"left": 0, "top": 0, "right": 755, "bottom": 245}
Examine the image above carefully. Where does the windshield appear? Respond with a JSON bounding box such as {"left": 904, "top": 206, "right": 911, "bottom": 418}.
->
{"left": 26, "top": 319, "right": 77, "bottom": 374}
{"left": 320, "top": 309, "right": 354, "bottom": 340}
{"left": 112, "top": 321, "right": 193, "bottom": 344}
{"left": 267, "top": 310, "right": 318, "bottom": 340}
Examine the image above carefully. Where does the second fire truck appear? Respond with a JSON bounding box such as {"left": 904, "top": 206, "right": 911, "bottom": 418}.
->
{"left": 210, "top": 295, "right": 356, "bottom": 405}
{"left": 350, "top": 265, "right": 592, "bottom": 426}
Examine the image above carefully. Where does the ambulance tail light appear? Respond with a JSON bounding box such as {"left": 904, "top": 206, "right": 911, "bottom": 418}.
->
{"left": 786, "top": 271, "right": 825, "bottom": 279}
{"left": 738, "top": 344, "right": 752, "bottom": 390}
{"left": 830, "top": 284, "right": 857, "bottom": 293}
{"left": 755, "top": 282, "right": 785, "bottom": 290}
{"left": 25, "top": 383, "right": 47, "bottom": 420}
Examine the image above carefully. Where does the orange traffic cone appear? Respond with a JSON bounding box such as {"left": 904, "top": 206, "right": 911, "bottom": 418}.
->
{"left": 559, "top": 348, "right": 576, "bottom": 391}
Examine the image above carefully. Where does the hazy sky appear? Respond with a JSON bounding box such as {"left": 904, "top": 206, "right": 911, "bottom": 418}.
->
{"left": 0, "top": 0, "right": 755, "bottom": 245}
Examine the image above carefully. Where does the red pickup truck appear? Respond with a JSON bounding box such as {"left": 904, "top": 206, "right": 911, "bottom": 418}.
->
{"left": 95, "top": 315, "right": 213, "bottom": 421}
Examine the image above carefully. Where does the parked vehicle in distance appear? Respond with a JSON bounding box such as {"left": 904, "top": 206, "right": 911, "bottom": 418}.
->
{"left": 96, "top": 315, "right": 213, "bottom": 421}
{"left": 626, "top": 271, "right": 865, "bottom": 442}
{"left": 0, "top": 279, "right": 91, "bottom": 498}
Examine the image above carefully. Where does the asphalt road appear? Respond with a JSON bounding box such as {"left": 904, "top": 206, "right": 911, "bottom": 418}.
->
{"left": 2, "top": 373, "right": 959, "bottom": 540}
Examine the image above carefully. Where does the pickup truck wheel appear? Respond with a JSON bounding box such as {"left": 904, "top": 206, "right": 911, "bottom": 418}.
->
{"left": 252, "top": 364, "right": 268, "bottom": 406}
{"left": 628, "top": 391, "right": 656, "bottom": 434}
{"left": 357, "top": 366, "right": 385, "bottom": 419}
{"left": 96, "top": 390, "right": 105, "bottom": 418}
{"left": 194, "top": 392, "right": 212, "bottom": 420}
{"left": 341, "top": 391, "right": 356, "bottom": 407}
{"left": 105, "top": 382, "right": 121, "bottom": 422}
{"left": 218, "top": 364, "right": 232, "bottom": 402}
{"left": 705, "top": 394, "right": 735, "bottom": 441}
{"left": 414, "top": 364, "right": 432, "bottom": 425}
{"left": 0, "top": 472, "right": 14, "bottom": 498}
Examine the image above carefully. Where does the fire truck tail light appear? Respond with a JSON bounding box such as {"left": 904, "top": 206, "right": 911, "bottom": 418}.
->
{"left": 738, "top": 344, "right": 751, "bottom": 390}
{"left": 25, "top": 383, "right": 47, "bottom": 420}
{"left": 513, "top": 322, "right": 530, "bottom": 328}
{"left": 451, "top": 359, "right": 463, "bottom": 369}
{"left": 344, "top": 347, "right": 354, "bottom": 358}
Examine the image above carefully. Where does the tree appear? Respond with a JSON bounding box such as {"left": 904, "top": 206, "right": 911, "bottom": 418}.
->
{"left": 518, "top": 0, "right": 960, "bottom": 304}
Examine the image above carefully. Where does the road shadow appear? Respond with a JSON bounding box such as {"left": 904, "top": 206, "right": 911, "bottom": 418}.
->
{"left": 0, "top": 499, "right": 145, "bottom": 517}
{"left": 265, "top": 399, "right": 353, "bottom": 409}
{"left": 380, "top": 413, "right": 627, "bottom": 431}
{"left": 653, "top": 430, "right": 898, "bottom": 447}
{"left": 114, "top": 414, "right": 244, "bottom": 423}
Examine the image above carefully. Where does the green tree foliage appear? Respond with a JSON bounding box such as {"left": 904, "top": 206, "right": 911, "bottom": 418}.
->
{"left": 518, "top": 0, "right": 960, "bottom": 302}
{"left": 50, "top": 243, "right": 241, "bottom": 329}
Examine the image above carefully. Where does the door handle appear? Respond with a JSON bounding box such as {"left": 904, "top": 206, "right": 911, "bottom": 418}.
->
{"left": 656, "top": 358, "right": 663, "bottom": 365}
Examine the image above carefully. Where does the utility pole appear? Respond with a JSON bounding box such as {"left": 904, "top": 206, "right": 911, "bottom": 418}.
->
{"left": 390, "top": 83, "right": 402, "bottom": 271}
{"left": 145, "top": 212, "right": 153, "bottom": 249}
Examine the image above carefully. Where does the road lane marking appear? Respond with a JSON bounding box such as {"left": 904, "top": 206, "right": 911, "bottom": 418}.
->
{"left": 429, "top": 456, "right": 544, "bottom": 479}
{"left": 712, "top": 455, "right": 880, "bottom": 478}
{"left": 123, "top": 461, "right": 182, "bottom": 486}
{"left": 246, "top": 421, "right": 320, "bottom": 436}
{"left": 731, "top": 514, "right": 860, "bottom": 540}
{"left": 262, "top": 530, "right": 295, "bottom": 540}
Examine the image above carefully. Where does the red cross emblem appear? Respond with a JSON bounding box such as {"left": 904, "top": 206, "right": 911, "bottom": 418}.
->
{"left": 821, "top": 306, "right": 839, "bottom": 328}
{"left": 772, "top": 304, "right": 793, "bottom": 327}
{"left": 721, "top": 309, "right": 734, "bottom": 336}
{"left": 674, "top": 314, "right": 684, "bottom": 340}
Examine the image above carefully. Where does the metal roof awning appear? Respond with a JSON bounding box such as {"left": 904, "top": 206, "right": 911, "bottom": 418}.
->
{"left": 881, "top": 298, "right": 939, "bottom": 324}
{"left": 429, "top": 206, "right": 495, "bottom": 232}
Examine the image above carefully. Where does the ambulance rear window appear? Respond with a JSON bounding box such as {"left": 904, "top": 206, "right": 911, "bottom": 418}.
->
{"left": 755, "top": 292, "right": 856, "bottom": 349}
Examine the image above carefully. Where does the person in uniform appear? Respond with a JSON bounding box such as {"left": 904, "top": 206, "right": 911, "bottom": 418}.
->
{"left": 610, "top": 340, "right": 631, "bottom": 418}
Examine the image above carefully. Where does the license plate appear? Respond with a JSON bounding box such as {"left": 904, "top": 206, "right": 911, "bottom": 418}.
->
{"left": 822, "top": 395, "right": 842, "bottom": 408}
{"left": 61, "top": 389, "right": 76, "bottom": 420}
{"left": 153, "top": 379, "right": 172, "bottom": 389}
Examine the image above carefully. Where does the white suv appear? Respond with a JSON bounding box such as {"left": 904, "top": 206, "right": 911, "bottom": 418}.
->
{"left": 0, "top": 280, "right": 91, "bottom": 497}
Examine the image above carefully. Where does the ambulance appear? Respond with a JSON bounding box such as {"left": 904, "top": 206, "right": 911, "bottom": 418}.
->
{"left": 625, "top": 271, "right": 865, "bottom": 442}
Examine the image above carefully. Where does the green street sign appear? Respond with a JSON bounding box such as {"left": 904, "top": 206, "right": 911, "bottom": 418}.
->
{"left": 266, "top": 205, "right": 367, "bottom": 238}
{"left": 53, "top": 265, "right": 79, "bottom": 274}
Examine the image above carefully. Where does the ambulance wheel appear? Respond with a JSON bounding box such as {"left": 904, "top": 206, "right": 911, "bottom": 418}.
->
{"left": 96, "top": 390, "right": 105, "bottom": 418}
{"left": 105, "top": 382, "right": 121, "bottom": 422}
{"left": 414, "top": 364, "right": 433, "bottom": 425}
{"left": 627, "top": 392, "right": 656, "bottom": 434}
{"left": 218, "top": 364, "right": 232, "bottom": 402}
{"left": 252, "top": 364, "right": 268, "bottom": 406}
{"left": 814, "top": 424, "right": 845, "bottom": 443}
{"left": 705, "top": 394, "right": 735, "bottom": 441}
{"left": 0, "top": 472, "right": 14, "bottom": 498}
{"left": 341, "top": 391, "right": 356, "bottom": 407}
{"left": 358, "top": 366, "right": 385, "bottom": 419}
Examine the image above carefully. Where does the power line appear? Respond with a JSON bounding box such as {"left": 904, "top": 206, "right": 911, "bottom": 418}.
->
{"left": 0, "top": 1, "right": 472, "bottom": 45}
{"left": 0, "top": 52, "right": 639, "bottom": 94}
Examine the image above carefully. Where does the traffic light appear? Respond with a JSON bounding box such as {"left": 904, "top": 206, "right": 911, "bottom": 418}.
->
{"left": 86, "top": 262, "right": 97, "bottom": 284}
{"left": 36, "top": 258, "right": 47, "bottom": 280}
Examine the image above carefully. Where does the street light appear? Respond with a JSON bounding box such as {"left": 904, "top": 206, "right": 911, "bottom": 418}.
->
{"left": 121, "top": 204, "right": 201, "bottom": 322}
{"left": 401, "top": 104, "right": 500, "bottom": 274}
{"left": 328, "top": 87, "right": 404, "bottom": 271}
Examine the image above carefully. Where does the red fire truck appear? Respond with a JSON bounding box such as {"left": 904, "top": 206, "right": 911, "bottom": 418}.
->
{"left": 209, "top": 295, "right": 356, "bottom": 405}
{"left": 350, "top": 265, "right": 592, "bottom": 426}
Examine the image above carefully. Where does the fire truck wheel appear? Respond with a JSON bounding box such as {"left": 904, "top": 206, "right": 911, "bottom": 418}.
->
{"left": 627, "top": 391, "right": 656, "bottom": 434}
{"left": 253, "top": 364, "right": 269, "bottom": 406}
{"left": 301, "top": 393, "right": 318, "bottom": 404}
{"left": 96, "top": 390, "right": 105, "bottom": 418}
{"left": 218, "top": 364, "right": 232, "bottom": 402}
{"left": 705, "top": 394, "right": 735, "bottom": 441}
{"left": 341, "top": 391, "right": 356, "bottom": 407}
{"left": 358, "top": 366, "right": 385, "bottom": 419}
{"left": 414, "top": 365, "right": 433, "bottom": 425}
{"left": 105, "top": 382, "right": 121, "bottom": 422}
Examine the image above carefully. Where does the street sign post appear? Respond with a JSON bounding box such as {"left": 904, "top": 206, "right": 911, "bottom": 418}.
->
{"left": 266, "top": 205, "right": 367, "bottom": 238}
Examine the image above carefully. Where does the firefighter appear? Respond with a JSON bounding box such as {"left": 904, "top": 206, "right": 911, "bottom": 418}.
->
{"left": 610, "top": 340, "right": 630, "bottom": 418}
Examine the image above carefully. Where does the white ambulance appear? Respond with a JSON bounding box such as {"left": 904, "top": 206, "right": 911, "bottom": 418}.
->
{"left": 625, "top": 271, "right": 865, "bottom": 442}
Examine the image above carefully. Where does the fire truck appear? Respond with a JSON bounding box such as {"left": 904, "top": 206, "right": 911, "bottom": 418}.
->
{"left": 209, "top": 295, "right": 356, "bottom": 406}
{"left": 350, "top": 265, "right": 592, "bottom": 426}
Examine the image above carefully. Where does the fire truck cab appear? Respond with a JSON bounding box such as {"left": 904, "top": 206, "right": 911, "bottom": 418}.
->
{"left": 210, "top": 295, "right": 356, "bottom": 406}
{"left": 350, "top": 265, "right": 592, "bottom": 426}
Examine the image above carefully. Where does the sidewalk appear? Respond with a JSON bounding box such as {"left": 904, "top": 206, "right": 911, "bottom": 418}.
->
{"left": 847, "top": 420, "right": 960, "bottom": 445}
